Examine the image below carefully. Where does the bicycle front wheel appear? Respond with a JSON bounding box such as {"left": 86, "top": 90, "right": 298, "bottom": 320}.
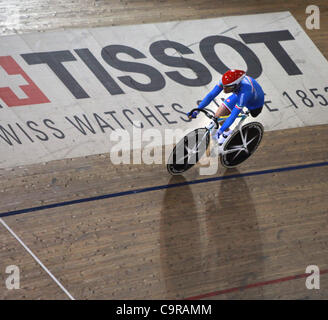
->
{"left": 167, "top": 128, "right": 210, "bottom": 175}
{"left": 220, "top": 122, "right": 264, "bottom": 168}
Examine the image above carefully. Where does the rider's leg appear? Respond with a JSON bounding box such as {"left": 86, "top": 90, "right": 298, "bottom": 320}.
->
{"left": 214, "top": 104, "right": 234, "bottom": 145}
{"left": 249, "top": 90, "right": 264, "bottom": 117}
{"left": 250, "top": 106, "right": 263, "bottom": 117}
{"left": 215, "top": 104, "right": 231, "bottom": 132}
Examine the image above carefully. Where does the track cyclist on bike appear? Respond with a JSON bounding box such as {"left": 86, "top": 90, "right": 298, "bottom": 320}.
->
{"left": 187, "top": 69, "right": 265, "bottom": 145}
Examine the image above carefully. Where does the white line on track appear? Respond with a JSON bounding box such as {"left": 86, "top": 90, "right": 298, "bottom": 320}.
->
{"left": 0, "top": 218, "right": 75, "bottom": 300}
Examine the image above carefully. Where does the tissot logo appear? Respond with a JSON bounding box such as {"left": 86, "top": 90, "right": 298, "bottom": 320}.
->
{"left": 1, "top": 30, "right": 302, "bottom": 107}
{"left": 0, "top": 12, "right": 328, "bottom": 168}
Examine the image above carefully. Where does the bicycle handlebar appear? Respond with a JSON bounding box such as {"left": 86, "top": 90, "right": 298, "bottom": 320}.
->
{"left": 189, "top": 108, "right": 219, "bottom": 127}
{"left": 189, "top": 108, "right": 249, "bottom": 123}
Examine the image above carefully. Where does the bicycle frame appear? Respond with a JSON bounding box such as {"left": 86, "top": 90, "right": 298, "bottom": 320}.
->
{"left": 205, "top": 109, "right": 251, "bottom": 156}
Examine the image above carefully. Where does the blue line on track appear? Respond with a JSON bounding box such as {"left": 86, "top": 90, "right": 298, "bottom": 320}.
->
{"left": 0, "top": 161, "right": 327, "bottom": 218}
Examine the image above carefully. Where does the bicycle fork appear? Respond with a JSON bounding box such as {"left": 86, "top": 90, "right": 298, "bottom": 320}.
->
{"left": 216, "top": 112, "right": 250, "bottom": 158}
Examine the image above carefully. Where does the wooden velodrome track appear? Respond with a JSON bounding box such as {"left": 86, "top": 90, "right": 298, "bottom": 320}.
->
{"left": 0, "top": 0, "right": 328, "bottom": 300}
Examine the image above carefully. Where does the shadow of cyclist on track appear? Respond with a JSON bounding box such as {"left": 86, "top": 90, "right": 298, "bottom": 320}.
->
{"left": 160, "top": 169, "right": 265, "bottom": 299}
{"left": 159, "top": 175, "right": 202, "bottom": 299}
{"left": 202, "top": 167, "right": 264, "bottom": 299}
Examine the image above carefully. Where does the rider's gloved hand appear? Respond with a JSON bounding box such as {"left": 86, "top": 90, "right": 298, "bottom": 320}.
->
{"left": 187, "top": 110, "right": 199, "bottom": 119}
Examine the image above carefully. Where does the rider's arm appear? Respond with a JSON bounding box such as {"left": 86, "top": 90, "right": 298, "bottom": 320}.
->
{"left": 198, "top": 83, "right": 223, "bottom": 109}
{"left": 218, "top": 105, "right": 242, "bottom": 135}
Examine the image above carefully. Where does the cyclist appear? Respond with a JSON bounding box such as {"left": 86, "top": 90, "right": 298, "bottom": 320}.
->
{"left": 188, "top": 69, "right": 264, "bottom": 145}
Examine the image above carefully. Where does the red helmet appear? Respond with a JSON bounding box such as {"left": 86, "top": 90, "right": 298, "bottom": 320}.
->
{"left": 222, "top": 69, "right": 246, "bottom": 87}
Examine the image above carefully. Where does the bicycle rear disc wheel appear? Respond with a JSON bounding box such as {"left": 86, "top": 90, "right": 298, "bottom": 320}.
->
{"left": 167, "top": 128, "right": 210, "bottom": 175}
{"left": 220, "top": 122, "right": 264, "bottom": 168}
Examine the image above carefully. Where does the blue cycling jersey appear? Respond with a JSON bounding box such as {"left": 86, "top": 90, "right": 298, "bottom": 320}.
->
{"left": 198, "top": 76, "right": 264, "bottom": 134}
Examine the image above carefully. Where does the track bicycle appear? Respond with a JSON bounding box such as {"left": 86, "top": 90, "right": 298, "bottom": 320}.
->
{"left": 167, "top": 108, "right": 264, "bottom": 175}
